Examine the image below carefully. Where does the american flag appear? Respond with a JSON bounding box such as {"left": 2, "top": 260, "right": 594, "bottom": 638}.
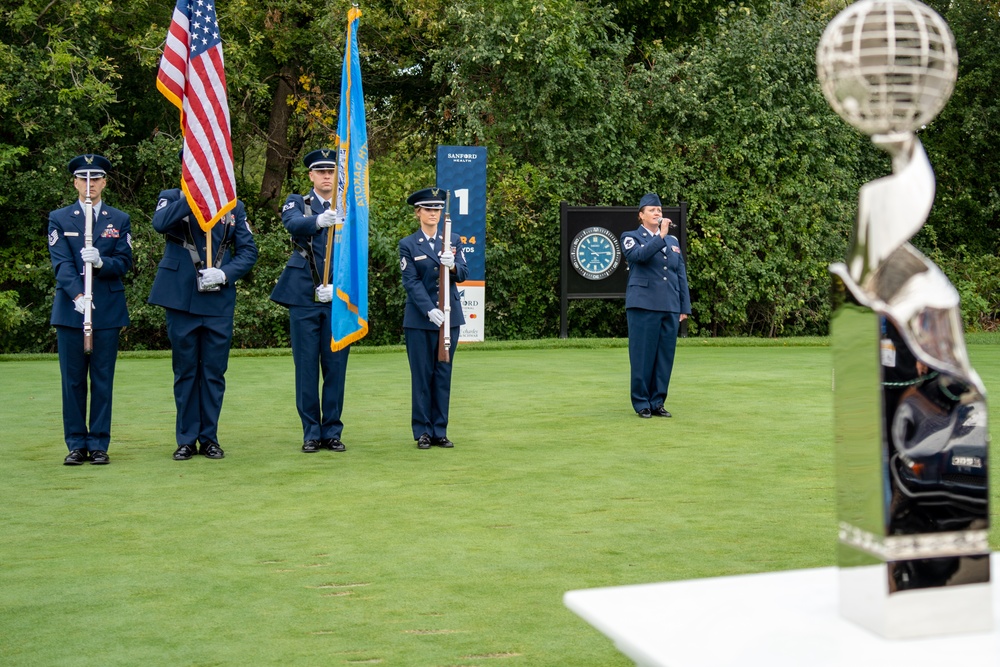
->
{"left": 156, "top": 0, "right": 237, "bottom": 231}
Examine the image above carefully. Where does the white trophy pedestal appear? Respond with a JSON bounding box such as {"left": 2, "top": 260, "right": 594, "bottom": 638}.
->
{"left": 564, "top": 553, "right": 999, "bottom": 667}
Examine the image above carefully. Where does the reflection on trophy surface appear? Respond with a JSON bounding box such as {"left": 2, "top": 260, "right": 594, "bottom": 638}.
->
{"left": 817, "top": 0, "right": 991, "bottom": 638}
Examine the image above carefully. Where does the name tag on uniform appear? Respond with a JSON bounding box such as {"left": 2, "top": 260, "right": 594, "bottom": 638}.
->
{"left": 414, "top": 255, "right": 428, "bottom": 261}
{"left": 65, "top": 232, "right": 79, "bottom": 237}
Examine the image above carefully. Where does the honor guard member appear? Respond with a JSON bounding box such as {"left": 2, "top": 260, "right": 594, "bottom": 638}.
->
{"left": 398, "top": 188, "right": 468, "bottom": 449}
{"left": 148, "top": 180, "right": 258, "bottom": 461}
{"left": 621, "top": 193, "right": 691, "bottom": 418}
{"left": 270, "top": 149, "right": 350, "bottom": 453}
{"left": 48, "top": 155, "right": 133, "bottom": 465}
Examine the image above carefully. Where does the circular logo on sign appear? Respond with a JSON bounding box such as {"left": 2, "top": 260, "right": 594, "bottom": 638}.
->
{"left": 570, "top": 227, "right": 621, "bottom": 280}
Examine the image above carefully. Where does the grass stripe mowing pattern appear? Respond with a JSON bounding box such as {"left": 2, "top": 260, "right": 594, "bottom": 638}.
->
{"left": 2, "top": 340, "right": 998, "bottom": 665}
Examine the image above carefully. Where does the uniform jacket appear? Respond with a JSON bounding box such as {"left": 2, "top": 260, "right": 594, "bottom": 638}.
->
{"left": 270, "top": 191, "right": 330, "bottom": 308}
{"left": 621, "top": 225, "right": 691, "bottom": 314}
{"left": 48, "top": 201, "right": 132, "bottom": 329}
{"left": 399, "top": 230, "right": 468, "bottom": 330}
{"left": 147, "top": 189, "right": 258, "bottom": 317}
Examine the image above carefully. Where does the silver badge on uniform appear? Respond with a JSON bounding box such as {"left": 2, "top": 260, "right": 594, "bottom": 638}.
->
{"left": 156, "top": 198, "right": 168, "bottom": 211}
{"left": 282, "top": 201, "right": 296, "bottom": 212}
{"left": 48, "top": 229, "right": 59, "bottom": 246}
{"left": 623, "top": 237, "right": 636, "bottom": 250}
{"left": 400, "top": 257, "right": 407, "bottom": 271}
{"left": 127, "top": 232, "right": 133, "bottom": 249}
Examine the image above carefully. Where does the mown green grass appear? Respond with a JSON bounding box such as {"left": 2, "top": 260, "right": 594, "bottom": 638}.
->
{"left": 2, "top": 340, "right": 998, "bottom": 666}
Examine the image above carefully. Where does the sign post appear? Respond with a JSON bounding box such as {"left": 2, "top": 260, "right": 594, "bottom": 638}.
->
{"left": 436, "top": 146, "right": 487, "bottom": 342}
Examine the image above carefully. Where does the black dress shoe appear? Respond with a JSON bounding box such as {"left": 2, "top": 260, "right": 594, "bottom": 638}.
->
{"left": 173, "top": 444, "right": 197, "bottom": 460}
{"left": 637, "top": 408, "right": 652, "bottom": 419}
{"left": 651, "top": 406, "right": 672, "bottom": 418}
{"left": 302, "top": 439, "right": 321, "bottom": 453}
{"left": 431, "top": 437, "right": 454, "bottom": 448}
{"left": 90, "top": 450, "right": 110, "bottom": 465}
{"left": 322, "top": 438, "right": 346, "bottom": 452}
{"left": 64, "top": 449, "right": 88, "bottom": 465}
{"left": 200, "top": 442, "right": 225, "bottom": 459}
{"left": 416, "top": 433, "right": 432, "bottom": 449}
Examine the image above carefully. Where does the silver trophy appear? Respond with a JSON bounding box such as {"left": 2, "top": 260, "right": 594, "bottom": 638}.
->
{"left": 818, "top": 0, "right": 991, "bottom": 638}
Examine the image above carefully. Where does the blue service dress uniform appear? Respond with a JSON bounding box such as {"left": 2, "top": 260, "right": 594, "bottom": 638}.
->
{"left": 48, "top": 201, "right": 133, "bottom": 452}
{"left": 148, "top": 189, "right": 258, "bottom": 449}
{"left": 621, "top": 225, "right": 691, "bottom": 413}
{"left": 398, "top": 231, "right": 468, "bottom": 440}
{"left": 269, "top": 191, "right": 350, "bottom": 444}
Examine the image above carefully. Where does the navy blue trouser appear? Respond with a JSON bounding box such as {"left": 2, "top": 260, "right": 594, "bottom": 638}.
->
{"left": 627, "top": 308, "right": 679, "bottom": 412}
{"left": 405, "top": 326, "right": 460, "bottom": 440}
{"left": 289, "top": 303, "right": 350, "bottom": 442}
{"left": 57, "top": 326, "right": 120, "bottom": 451}
{"left": 165, "top": 309, "right": 233, "bottom": 446}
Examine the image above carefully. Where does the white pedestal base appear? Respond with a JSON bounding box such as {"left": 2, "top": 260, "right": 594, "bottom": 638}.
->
{"left": 564, "top": 553, "right": 999, "bottom": 666}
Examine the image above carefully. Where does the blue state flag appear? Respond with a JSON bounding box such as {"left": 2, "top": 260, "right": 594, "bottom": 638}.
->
{"left": 330, "top": 6, "right": 369, "bottom": 351}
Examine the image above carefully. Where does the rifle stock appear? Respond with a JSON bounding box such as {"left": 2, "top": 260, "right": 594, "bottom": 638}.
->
{"left": 437, "top": 192, "right": 452, "bottom": 363}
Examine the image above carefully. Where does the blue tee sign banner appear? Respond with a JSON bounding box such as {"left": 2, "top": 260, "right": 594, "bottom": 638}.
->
{"left": 436, "top": 146, "right": 487, "bottom": 342}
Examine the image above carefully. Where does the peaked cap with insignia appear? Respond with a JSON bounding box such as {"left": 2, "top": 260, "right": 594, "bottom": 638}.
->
{"left": 406, "top": 187, "right": 447, "bottom": 210}
{"left": 304, "top": 148, "right": 337, "bottom": 170}
{"left": 68, "top": 154, "right": 111, "bottom": 178}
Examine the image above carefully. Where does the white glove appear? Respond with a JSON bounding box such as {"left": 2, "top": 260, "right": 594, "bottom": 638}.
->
{"left": 427, "top": 308, "right": 445, "bottom": 327}
{"left": 315, "top": 285, "right": 334, "bottom": 303}
{"left": 73, "top": 295, "right": 94, "bottom": 314}
{"left": 316, "top": 210, "right": 337, "bottom": 228}
{"left": 80, "top": 246, "right": 103, "bottom": 269}
{"left": 199, "top": 267, "right": 227, "bottom": 287}
{"left": 439, "top": 250, "right": 455, "bottom": 268}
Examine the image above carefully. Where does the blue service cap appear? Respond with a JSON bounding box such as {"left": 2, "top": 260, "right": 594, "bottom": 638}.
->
{"left": 68, "top": 154, "right": 111, "bottom": 178}
{"left": 304, "top": 148, "right": 337, "bottom": 170}
{"left": 406, "top": 187, "right": 447, "bottom": 210}
{"left": 638, "top": 192, "right": 662, "bottom": 209}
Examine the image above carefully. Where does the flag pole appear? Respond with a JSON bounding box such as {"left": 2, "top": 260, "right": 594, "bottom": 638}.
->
{"left": 322, "top": 160, "right": 341, "bottom": 288}
{"left": 206, "top": 227, "right": 212, "bottom": 270}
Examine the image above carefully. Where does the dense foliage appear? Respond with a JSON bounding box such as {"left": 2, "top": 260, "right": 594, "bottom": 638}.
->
{"left": 1, "top": 0, "right": 997, "bottom": 351}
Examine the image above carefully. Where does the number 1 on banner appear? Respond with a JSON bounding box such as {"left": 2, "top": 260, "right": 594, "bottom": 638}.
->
{"left": 454, "top": 188, "right": 469, "bottom": 216}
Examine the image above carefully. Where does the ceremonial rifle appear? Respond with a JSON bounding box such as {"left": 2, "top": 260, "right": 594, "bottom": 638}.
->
{"left": 437, "top": 191, "right": 452, "bottom": 363}
{"left": 83, "top": 173, "right": 94, "bottom": 354}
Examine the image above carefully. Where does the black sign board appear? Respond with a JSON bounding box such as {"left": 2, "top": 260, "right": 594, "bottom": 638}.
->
{"left": 559, "top": 201, "right": 687, "bottom": 338}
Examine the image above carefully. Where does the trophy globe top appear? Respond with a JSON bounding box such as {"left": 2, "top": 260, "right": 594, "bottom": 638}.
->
{"left": 816, "top": 0, "right": 957, "bottom": 136}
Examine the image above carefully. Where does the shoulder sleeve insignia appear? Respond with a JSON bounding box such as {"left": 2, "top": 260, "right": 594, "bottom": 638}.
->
{"left": 282, "top": 201, "right": 296, "bottom": 212}
{"left": 127, "top": 232, "right": 133, "bottom": 249}
{"left": 400, "top": 257, "right": 407, "bottom": 272}
{"left": 48, "top": 229, "right": 59, "bottom": 246}
{"left": 156, "top": 198, "right": 168, "bottom": 211}
{"left": 623, "top": 237, "right": 636, "bottom": 250}
{"left": 245, "top": 220, "right": 253, "bottom": 234}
